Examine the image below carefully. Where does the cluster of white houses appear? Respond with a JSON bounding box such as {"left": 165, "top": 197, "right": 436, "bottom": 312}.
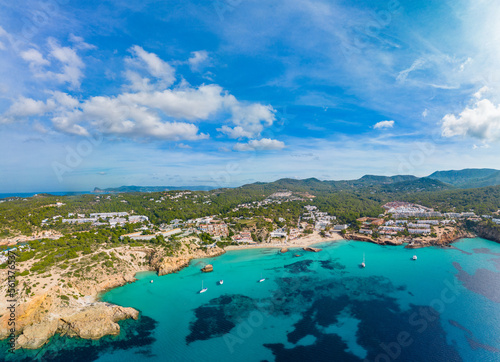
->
{"left": 302, "top": 205, "right": 336, "bottom": 230}
{"left": 43, "top": 212, "right": 149, "bottom": 228}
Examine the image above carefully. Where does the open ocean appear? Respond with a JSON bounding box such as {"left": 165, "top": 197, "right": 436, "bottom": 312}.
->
{"left": 0, "top": 192, "right": 91, "bottom": 199}
{"left": 3, "top": 238, "right": 500, "bottom": 361}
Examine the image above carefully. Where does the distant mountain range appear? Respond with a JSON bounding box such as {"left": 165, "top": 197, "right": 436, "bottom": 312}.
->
{"left": 93, "top": 168, "right": 500, "bottom": 194}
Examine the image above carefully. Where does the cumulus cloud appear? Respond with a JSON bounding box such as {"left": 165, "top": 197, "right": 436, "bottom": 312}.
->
{"left": 3, "top": 45, "right": 276, "bottom": 143}
{"left": 188, "top": 50, "right": 210, "bottom": 71}
{"left": 0, "top": 97, "right": 56, "bottom": 123}
{"left": 20, "top": 49, "right": 50, "bottom": 67}
{"left": 233, "top": 138, "right": 285, "bottom": 151}
{"left": 126, "top": 45, "right": 175, "bottom": 90}
{"left": 474, "top": 86, "right": 490, "bottom": 100}
{"left": 373, "top": 120, "right": 394, "bottom": 129}
{"left": 19, "top": 37, "right": 91, "bottom": 88}
{"left": 442, "top": 98, "right": 500, "bottom": 142}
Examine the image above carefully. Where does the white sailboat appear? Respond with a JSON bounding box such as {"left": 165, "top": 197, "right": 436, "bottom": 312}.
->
{"left": 199, "top": 280, "right": 208, "bottom": 293}
{"left": 258, "top": 273, "right": 266, "bottom": 283}
{"left": 361, "top": 253, "right": 366, "bottom": 268}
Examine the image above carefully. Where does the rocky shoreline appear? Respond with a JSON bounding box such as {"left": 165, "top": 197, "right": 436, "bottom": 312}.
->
{"left": 0, "top": 225, "right": 488, "bottom": 351}
{"left": 0, "top": 243, "right": 225, "bottom": 350}
{"left": 345, "top": 225, "right": 476, "bottom": 249}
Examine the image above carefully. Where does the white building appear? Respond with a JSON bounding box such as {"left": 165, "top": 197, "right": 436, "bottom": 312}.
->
{"left": 270, "top": 228, "right": 287, "bottom": 238}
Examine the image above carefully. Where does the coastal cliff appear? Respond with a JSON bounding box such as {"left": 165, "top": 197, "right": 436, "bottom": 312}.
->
{"left": 0, "top": 241, "right": 224, "bottom": 350}
{"left": 470, "top": 222, "right": 500, "bottom": 244}
{"left": 345, "top": 225, "right": 475, "bottom": 248}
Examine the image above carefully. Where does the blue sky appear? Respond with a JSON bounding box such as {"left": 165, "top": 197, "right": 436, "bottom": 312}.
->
{"left": 0, "top": 0, "right": 499, "bottom": 192}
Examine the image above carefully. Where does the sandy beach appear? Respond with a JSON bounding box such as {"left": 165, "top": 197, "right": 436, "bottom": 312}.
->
{"left": 224, "top": 230, "right": 344, "bottom": 251}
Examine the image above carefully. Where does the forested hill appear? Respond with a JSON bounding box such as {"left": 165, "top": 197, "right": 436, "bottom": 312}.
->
{"left": 427, "top": 168, "right": 500, "bottom": 189}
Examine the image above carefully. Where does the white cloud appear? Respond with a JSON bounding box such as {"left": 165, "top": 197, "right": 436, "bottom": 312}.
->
{"left": 2, "top": 46, "right": 276, "bottom": 142}
{"left": 1, "top": 97, "right": 56, "bottom": 123}
{"left": 233, "top": 138, "right": 285, "bottom": 151}
{"left": 125, "top": 84, "right": 226, "bottom": 120}
{"left": 422, "top": 109, "right": 428, "bottom": 117}
{"left": 177, "top": 143, "right": 192, "bottom": 149}
{"left": 188, "top": 50, "right": 209, "bottom": 71}
{"left": 47, "top": 38, "right": 85, "bottom": 88}
{"left": 217, "top": 125, "right": 254, "bottom": 139}
{"left": 222, "top": 101, "right": 276, "bottom": 138}
{"left": 127, "top": 45, "right": 175, "bottom": 88}
{"left": 442, "top": 98, "right": 500, "bottom": 142}
{"left": 397, "top": 58, "right": 426, "bottom": 83}
{"left": 373, "top": 120, "right": 394, "bottom": 129}
{"left": 20, "top": 49, "right": 50, "bottom": 66}
{"left": 19, "top": 38, "right": 89, "bottom": 88}
{"left": 68, "top": 34, "right": 96, "bottom": 50}
{"left": 474, "top": 86, "right": 490, "bottom": 99}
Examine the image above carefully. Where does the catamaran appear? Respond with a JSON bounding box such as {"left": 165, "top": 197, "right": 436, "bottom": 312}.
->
{"left": 361, "top": 253, "right": 366, "bottom": 268}
{"left": 199, "top": 281, "right": 208, "bottom": 293}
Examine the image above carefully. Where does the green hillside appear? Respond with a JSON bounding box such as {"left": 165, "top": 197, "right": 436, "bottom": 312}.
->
{"left": 427, "top": 168, "right": 500, "bottom": 188}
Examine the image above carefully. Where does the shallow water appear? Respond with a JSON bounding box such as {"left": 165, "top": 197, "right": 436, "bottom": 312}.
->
{"left": 3, "top": 238, "right": 500, "bottom": 361}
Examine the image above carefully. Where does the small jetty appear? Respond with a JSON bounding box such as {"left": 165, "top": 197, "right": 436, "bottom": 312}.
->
{"left": 201, "top": 264, "right": 213, "bottom": 273}
{"left": 303, "top": 247, "right": 322, "bottom": 252}
{"left": 280, "top": 248, "right": 288, "bottom": 253}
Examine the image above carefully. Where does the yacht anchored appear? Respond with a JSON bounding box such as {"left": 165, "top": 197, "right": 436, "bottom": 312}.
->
{"left": 199, "top": 281, "right": 208, "bottom": 293}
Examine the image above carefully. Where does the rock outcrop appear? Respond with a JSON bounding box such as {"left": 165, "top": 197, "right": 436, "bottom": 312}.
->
{"left": 0, "top": 298, "right": 139, "bottom": 350}
{"left": 0, "top": 242, "right": 224, "bottom": 350}
{"left": 201, "top": 264, "right": 213, "bottom": 273}
{"left": 153, "top": 247, "right": 224, "bottom": 276}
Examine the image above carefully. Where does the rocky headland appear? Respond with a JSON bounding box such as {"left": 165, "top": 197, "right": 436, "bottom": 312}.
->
{"left": 0, "top": 240, "right": 224, "bottom": 350}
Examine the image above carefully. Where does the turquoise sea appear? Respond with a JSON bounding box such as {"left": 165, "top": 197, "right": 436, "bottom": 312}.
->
{"left": 3, "top": 238, "right": 500, "bottom": 361}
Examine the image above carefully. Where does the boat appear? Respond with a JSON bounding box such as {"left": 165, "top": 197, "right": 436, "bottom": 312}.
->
{"left": 412, "top": 255, "right": 417, "bottom": 260}
{"left": 219, "top": 279, "right": 224, "bottom": 285}
{"left": 199, "top": 281, "right": 208, "bottom": 293}
{"left": 258, "top": 273, "right": 266, "bottom": 283}
{"left": 361, "top": 253, "right": 366, "bottom": 268}
{"left": 150, "top": 280, "right": 153, "bottom": 283}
